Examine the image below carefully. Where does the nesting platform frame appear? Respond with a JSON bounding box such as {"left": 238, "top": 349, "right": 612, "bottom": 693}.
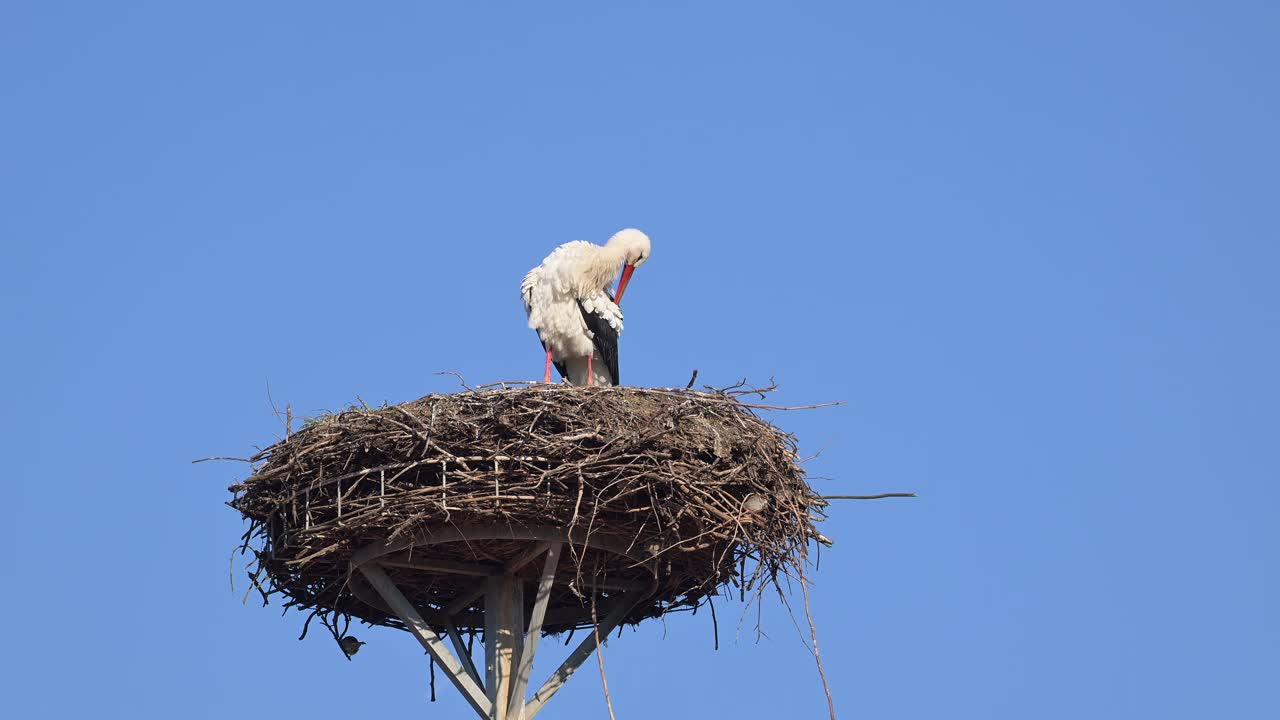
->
{"left": 350, "top": 524, "right": 655, "bottom": 720}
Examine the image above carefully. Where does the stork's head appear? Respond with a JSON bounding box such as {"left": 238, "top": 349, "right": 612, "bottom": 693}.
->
{"left": 607, "top": 228, "right": 651, "bottom": 304}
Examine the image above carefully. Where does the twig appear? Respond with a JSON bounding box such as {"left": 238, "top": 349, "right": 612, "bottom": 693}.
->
{"left": 265, "top": 380, "right": 292, "bottom": 439}
{"left": 723, "top": 399, "right": 844, "bottom": 411}
{"left": 685, "top": 368, "right": 699, "bottom": 389}
{"left": 475, "top": 380, "right": 538, "bottom": 389}
{"left": 708, "top": 594, "right": 719, "bottom": 651}
{"left": 592, "top": 592, "right": 618, "bottom": 720}
{"left": 799, "top": 575, "right": 837, "bottom": 720}
{"left": 434, "top": 370, "right": 475, "bottom": 392}
{"left": 798, "top": 438, "right": 833, "bottom": 464}
{"left": 820, "top": 493, "right": 916, "bottom": 500}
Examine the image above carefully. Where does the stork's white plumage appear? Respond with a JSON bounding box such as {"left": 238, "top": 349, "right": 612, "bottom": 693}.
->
{"left": 521, "top": 229, "right": 652, "bottom": 386}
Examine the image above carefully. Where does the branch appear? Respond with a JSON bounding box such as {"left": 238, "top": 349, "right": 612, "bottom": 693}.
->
{"left": 820, "top": 493, "right": 916, "bottom": 500}
{"left": 433, "top": 371, "right": 476, "bottom": 392}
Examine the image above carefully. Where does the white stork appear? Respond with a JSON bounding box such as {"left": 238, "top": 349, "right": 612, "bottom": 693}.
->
{"left": 521, "top": 229, "right": 652, "bottom": 386}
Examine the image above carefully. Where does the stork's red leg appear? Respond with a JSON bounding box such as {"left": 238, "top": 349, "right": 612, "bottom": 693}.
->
{"left": 544, "top": 350, "right": 553, "bottom": 383}
{"left": 587, "top": 354, "right": 594, "bottom": 387}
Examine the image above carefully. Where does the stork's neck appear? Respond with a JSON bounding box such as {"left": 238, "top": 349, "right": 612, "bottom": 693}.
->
{"left": 579, "top": 243, "right": 626, "bottom": 294}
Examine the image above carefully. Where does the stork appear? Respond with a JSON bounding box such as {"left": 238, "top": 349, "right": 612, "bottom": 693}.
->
{"left": 521, "top": 229, "right": 652, "bottom": 386}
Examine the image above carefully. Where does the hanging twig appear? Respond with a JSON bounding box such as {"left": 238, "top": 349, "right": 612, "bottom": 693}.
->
{"left": 799, "top": 575, "right": 836, "bottom": 720}
{"left": 708, "top": 594, "right": 719, "bottom": 651}
{"left": 592, "top": 592, "right": 618, "bottom": 720}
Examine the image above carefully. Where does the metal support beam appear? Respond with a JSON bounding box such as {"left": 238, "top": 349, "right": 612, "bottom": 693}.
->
{"left": 523, "top": 592, "right": 643, "bottom": 719}
{"left": 505, "top": 541, "right": 554, "bottom": 573}
{"left": 381, "top": 555, "right": 501, "bottom": 577}
{"left": 347, "top": 527, "right": 656, "bottom": 719}
{"left": 446, "top": 540, "right": 554, "bottom": 617}
{"left": 445, "top": 616, "right": 483, "bottom": 689}
{"left": 485, "top": 579, "right": 499, "bottom": 712}
{"left": 509, "top": 543, "right": 562, "bottom": 720}
{"left": 359, "top": 563, "right": 492, "bottom": 719}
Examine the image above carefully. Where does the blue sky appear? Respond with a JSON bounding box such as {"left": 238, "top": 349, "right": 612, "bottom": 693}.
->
{"left": 3, "top": 2, "right": 1277, "bottom": 717}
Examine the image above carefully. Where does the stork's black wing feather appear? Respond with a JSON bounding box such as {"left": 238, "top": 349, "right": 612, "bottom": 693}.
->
{"left": 578, "top": 300, "right": 620, "bottom": 385}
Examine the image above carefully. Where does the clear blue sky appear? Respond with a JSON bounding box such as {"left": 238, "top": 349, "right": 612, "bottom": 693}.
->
{"left": 3, "top": 2, "right": 1277, "bottom": 718}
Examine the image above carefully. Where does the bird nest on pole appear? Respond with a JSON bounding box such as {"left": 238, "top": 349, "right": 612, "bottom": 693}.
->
{"left": 230, "top": 382, "right": 829, "bottom": 632}
{"left": 227, "top": 382, "right": 834, "bottom": 718}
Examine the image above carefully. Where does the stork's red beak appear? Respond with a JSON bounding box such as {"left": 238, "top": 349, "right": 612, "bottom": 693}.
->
{"left": 613, "top": 263, "right": 636, "bottom": 305}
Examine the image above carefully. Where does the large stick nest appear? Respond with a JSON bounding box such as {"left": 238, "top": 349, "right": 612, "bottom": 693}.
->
{"left": 228, "top": 383, "right": 830, "bottom": 638}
